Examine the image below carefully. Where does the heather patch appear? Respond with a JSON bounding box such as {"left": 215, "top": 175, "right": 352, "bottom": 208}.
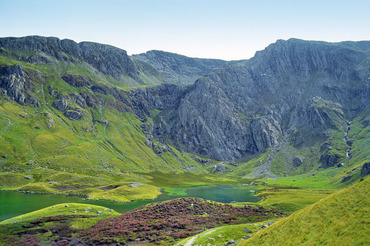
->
{"left": 79, "top": 197, "right": 283, "bottom": 245}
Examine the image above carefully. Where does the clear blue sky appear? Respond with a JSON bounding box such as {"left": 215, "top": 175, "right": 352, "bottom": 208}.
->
{"left": 0, "top": 0, "right": 369, "bottom": 60}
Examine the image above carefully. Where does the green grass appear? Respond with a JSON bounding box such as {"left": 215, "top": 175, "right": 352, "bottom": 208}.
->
{"left": 0, "top": 203, "right": 119, "bottom": 225}
{"left": 83, "top": 182, "right": 162, "bottom": 202}
{"left": 256, "top": 186, "right": 335, "bottom": 213}
{"left": 267, "top": 168, "right": 340, "bottom": 189}
{"left": 238, "top": 176, "right": 370, "bottom": 246}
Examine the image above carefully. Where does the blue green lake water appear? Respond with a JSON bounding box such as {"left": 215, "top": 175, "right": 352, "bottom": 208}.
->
{"left": 0, "top": 185, "right": 260, "bottom": 221}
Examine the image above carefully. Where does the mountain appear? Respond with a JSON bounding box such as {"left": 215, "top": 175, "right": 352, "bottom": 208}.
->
{"left": 0, "top": 36, "right": 369, "bottom": 198}
{"left": 141, "top": 39, "right": 370, "bottom": 178}
{"left": 132, "top": 50, "right": 226, "bottom": 84}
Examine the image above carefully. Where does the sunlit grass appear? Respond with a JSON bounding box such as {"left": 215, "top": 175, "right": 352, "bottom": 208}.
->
{"left": 238, "top": 177, "right": 370, "bottom": 246}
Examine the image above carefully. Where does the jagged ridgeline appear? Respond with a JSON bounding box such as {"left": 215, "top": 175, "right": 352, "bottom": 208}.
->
{"left": 0, "top": 36, "right": 369, "bottom": 191}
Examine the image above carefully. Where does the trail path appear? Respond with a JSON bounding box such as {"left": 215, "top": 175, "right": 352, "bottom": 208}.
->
{"left": 183, "top": 228, "right": 220, "bottom": 246}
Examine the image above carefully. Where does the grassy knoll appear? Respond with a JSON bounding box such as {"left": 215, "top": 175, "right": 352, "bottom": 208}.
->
{"left": 238, "top": 176, "right": 370, "bottom": 246}
{"left": 0, "top": 203, "right": 119, "bottom": 225}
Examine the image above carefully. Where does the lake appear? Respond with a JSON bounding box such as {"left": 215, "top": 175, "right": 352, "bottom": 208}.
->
{"left": 0, "top": 185, "right": 260, "bottom": 222}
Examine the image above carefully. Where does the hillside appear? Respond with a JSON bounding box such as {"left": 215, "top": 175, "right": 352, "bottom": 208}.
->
{"left": 239, "top": 176, "right": 370, "bottom": 246}
{"left": 0, "top": 36, "right": 223, "bottom": 201}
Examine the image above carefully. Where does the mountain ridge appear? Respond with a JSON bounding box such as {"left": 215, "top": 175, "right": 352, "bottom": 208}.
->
{"left": 0, "top": 36, "right": 369, "bottom": 191}
{"left": 132, "top": 50, "right": 227, "bottom": 84}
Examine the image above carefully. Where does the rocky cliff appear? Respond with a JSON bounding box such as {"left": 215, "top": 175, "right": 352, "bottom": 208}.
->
{"left": 142, "top": 39, "right": 369, "bottom": 168}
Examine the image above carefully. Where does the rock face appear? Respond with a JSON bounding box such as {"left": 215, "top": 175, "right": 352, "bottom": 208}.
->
{"left": 0, "top": 65, "right": 39, "bottom": 106}
{"left": 137, "top": 39, "right": 370, "bottom": 161}
{"left": 132, "top": 50, "right": 226, "bottom": 84}
{"left": 0, "top": 65, "right": 27, "bottom": 104}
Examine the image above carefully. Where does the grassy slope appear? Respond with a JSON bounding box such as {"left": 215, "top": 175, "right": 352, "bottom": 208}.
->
{"left": 238, "top": 176, "right": 370, "bottom": 246}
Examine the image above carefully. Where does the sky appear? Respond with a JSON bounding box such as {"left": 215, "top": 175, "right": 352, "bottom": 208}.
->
{"left": 0, "top": 0, "right": 369, "bottom": 60}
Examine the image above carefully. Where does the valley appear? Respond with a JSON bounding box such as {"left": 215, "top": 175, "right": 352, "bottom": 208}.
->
{"left": 0, "top": 36, "right": 369, "bottom": 245}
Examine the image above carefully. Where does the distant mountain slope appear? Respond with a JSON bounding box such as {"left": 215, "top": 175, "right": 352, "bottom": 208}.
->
{"left": 239, "top": 176, "right": 370, "bottom": 245}
{"left": 132, "top": 50, "right": 226, "bottom": 84}
{"left": 0, "top": 36, "right": 166, "bottom": 87}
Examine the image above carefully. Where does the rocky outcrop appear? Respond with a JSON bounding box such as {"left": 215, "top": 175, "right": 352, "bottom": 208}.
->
{"left": 361, "top": 162, "right": 370, "bottom": 177}
{"left": 52, "top": 94, "right": 85, "bottom": 120}
{"left": 0, "top": 65, "right": 27, "bottom": 104}
{"left": 61, "top": 74, "right": 91, "bottom": 87}
{"left": 213, "top": 163, "right": 229, "bottom": 174}
{"left": 0, "top": 65, "right": 39, "bottom": 106}
{"left": 52, "top": 94, "right": 71, "bottom": 111}
{"left": 319, "top": 152, "right": 342, "bottom": 168}
{"left": 64, "top": 109, "right": 84, "bottom": 120}
{"left": 70, "top": 93, "right": 87, "bottom": 108}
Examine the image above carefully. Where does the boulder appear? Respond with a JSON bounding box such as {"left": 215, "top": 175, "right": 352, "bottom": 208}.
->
{"left": 293, "top": 157, "right": 303, "bottom": 167}
{"left": 320, "top": 153, "right": 342, "bottom": 168}
{"left": 244, "top": 227, "right": 252, "bottom": 233}
{"left": 226, "top": 239, "right": 235, "bottom": 245}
